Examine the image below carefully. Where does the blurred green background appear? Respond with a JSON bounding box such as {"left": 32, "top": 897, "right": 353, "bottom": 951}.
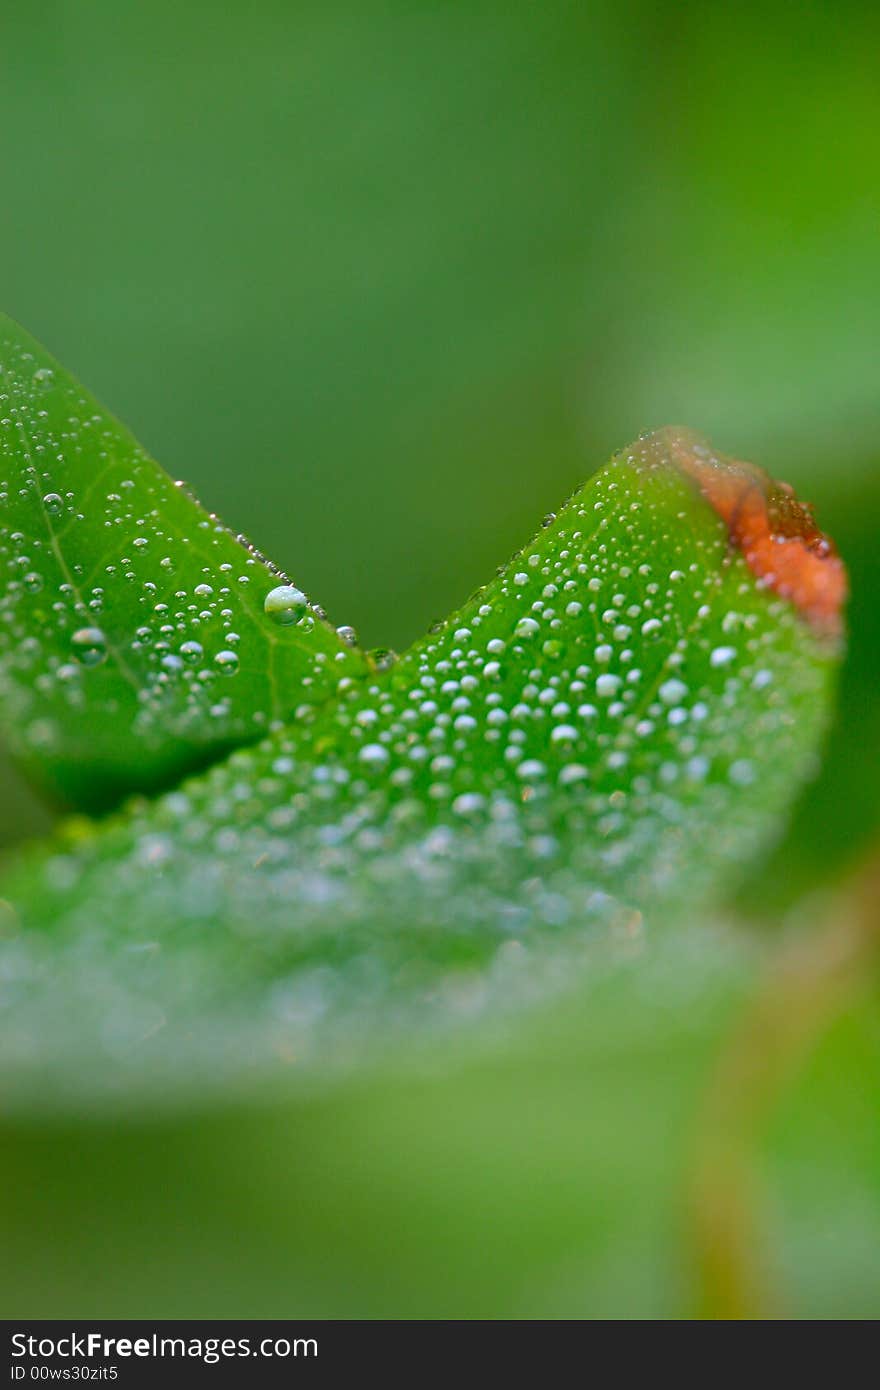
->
{"left": 1, "top": 0, "right": 878, "bottom": 1318}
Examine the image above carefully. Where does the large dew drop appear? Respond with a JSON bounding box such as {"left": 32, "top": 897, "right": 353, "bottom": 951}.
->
{"left": 263, "top": 584, "right": 308, "bottom": 626}
{"left": 214, "top": 650, "right": 240, "bottom": 676}
{"left": 70, "top": 626, "right": 108, "bottom": 668}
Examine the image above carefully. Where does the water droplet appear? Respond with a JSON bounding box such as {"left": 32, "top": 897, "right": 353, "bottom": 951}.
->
{"left": 43, "top": 493, "right": 63, "bottom": 516}
{"left": 264, "top": 584, "right": 307, "bottom": 626}
{"left": 71, "top": 626, "right": 108, "bottom": 668}
{"left": 710, "top": 645, "right": 737, "bottom": 668}
{"left": 214, "top": 650, "right": 240, "bottom": 676}
{"left": 517, "top": 759, "right": 547, "bottom": 781}
{"left": 336, "top": 624, "right": 358, "bottom": 647}
{"left": 729, "top": 759, "right": 755, "bottom": 786}
{"left": 659, "top": 678, "right": 688, "bottom": 705}
{"left": 559, "top": 763, "right": 589, "bottom": 785}
{"left": 180, "top": 640, "right": 203, "bottom": 663}
{"left": 358, "top": 743, "right": 389, "bottom": 767}
{"left": 369, "top": 648, "right": 398, "bottom": 672}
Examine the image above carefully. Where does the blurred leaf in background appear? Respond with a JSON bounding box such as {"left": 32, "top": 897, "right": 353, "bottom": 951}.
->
{"left": 0, "top": 0, "right": 878, "bottom": 1319}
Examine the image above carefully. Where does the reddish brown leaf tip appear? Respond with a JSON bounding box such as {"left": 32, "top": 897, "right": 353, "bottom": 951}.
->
{"left": 635, "top": 427, "right": 847, "bottom": 641}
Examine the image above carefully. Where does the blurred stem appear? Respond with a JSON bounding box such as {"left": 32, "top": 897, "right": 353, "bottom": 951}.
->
{"left": 689, "top": 855, "right": 880, "bottom": 1319}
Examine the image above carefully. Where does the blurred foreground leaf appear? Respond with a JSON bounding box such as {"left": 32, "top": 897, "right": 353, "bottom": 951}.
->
{"left": 1, "top": 907, "right": 875, "bottom": 1318}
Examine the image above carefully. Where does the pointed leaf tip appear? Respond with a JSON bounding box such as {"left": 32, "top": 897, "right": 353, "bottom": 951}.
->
{"left": 0, "top": 313, "right": 370, "bottom": 810}
{"left": 630, "top": 428, "right": 847, "bottom": 641}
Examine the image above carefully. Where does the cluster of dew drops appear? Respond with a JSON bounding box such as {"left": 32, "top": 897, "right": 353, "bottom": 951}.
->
{"left": 0, "top": 353, "right": 365, "bottom": 754}
{"left": 0, "top": 415, "right": 832, "bottom": 1058}
{"left": 86, "top": 460, "right": 831, "bottom": 955}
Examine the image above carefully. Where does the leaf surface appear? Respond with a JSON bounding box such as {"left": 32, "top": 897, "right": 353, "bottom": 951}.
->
{"left": 0, "top": 429, "right": 844, "bottom": 1105}
{"left": 0, "top": 314, "right": 368, "bottom": 810}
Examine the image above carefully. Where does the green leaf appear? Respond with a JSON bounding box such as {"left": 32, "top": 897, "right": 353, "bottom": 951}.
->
{"left": 0, "top": 923, "right": 762, "bottom": 1317}
{"left": 0, "top": 314, "right": 369, "bottom": 811}
{"left": 0, "top": 429, "right": 844, "bottom": 1106}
